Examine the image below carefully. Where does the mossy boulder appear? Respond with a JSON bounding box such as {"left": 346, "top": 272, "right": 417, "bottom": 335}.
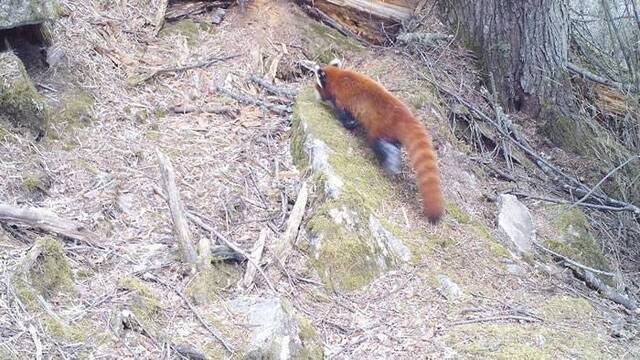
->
{"left": 0, "top": 52, "right": 48, "bottom": 138}
{"left": 291, "top": 88, "right": 412, "bottom": 292}
{"left": 0, "top": 0, "right": 61, "bottom": 29}
{"left": 540, "top": 204, "right": 611, "bottom": 274}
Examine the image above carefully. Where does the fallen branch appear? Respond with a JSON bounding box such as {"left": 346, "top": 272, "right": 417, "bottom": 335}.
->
{"left": 533, "top": 242, "right": 616, "bottom": 277}
{"left": 274, "top": 182, "right": 308, "bottom": 263}
{"left": 138, "top": 54, "right": 240, "bottom": 83}
{"left": 396, "top": 32, "right": 453, "bottom": 47}
{"left": 450, "top": 315, "right": 541, "bottom": 327}
{"left": 509, "top": 192, "right": 631, "bottom": 212}
{"left": 0, "top": 203, "right": 99, "bottom": 246}
{"left": 569, "top": 155, "right": 640, "bottom": 210}
{"left": 13, "top": 241, "right": 43, "bottom": 277}
{"left": 249, "top": 75, "right": 298, "bottom": 99}
{"left": 567, "top": 62, "right": 636, "bottom": 93}
{"left": 156, "top": 150, "right": 198, "bottom": 264}
{"left": 28, "top": 325, "right": 43, "bottom": 360}
{"left": 570, "top": 266, "right": 638, "bottom": 312}
{"left": 169, "top": 104, "right": 239, "bottom": 116}
{"left": 216, "top": 86, "right": 292, "bottom": 115}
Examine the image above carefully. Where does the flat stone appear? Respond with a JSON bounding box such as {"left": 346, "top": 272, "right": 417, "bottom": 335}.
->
{"left": 437, "top": 274, "right": 463, "bottom": 301}
{"left": 497, "top": 194, "right": 535, "bottom": 254}
{"left": 229, "top": 296, "right": 320, "bottom": 359}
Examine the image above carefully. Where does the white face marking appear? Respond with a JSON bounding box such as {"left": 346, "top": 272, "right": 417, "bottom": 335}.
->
{"left": 314, "top": 87, "right": 322, "bottom": 101}
{"left": 314, "top": 65, "right": 323, "bottom": 88}
{"left": 329, "top": 58, "right": 342, "bottom": 68}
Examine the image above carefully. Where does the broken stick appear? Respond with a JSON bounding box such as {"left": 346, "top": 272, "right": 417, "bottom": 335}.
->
{"left": 156, "top": 149, "right": 198, "bottom": 264}
{"left": 275, "top": 182, "right": 308, "bottom": 263}
{"left": 241, "top": 228, "right": 267, "bottom": 289}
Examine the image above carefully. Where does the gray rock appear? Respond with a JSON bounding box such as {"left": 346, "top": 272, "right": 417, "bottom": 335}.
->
{"left": 0, "top": 52, "right": 48, "bottom": 138}
{"left": 437, "top": 274, "right": 463, "bottom": 300}
{"left": 229, "top": 296, "right": 322, "bottom": 359}
{"left": 303, "top": 132, "right": 343, "bottom": 198}
{"left": 505, "top": 263, "right": 527, "bottom": 276}
{"left": 497, "top": 194, "right": 535, "bottom": 254}
{"left": 369, "top": 215, "right": 411, "bottom": 262}
{"left": 211, "top": 8, "right": 226, "bottom": 25}
{"left": 0, "top": 0, "right": 60, "bottom": 29}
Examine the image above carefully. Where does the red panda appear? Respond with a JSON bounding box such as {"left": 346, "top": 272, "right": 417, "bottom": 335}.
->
{"left": 314, "top": 59, "right": 444, "bottom": 224}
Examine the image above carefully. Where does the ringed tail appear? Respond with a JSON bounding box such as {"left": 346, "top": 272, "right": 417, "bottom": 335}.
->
{"left": 399, "top": 123, "right": 444, "bottom": 224}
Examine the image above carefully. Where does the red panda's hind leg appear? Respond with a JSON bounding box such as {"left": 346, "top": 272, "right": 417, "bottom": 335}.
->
{"left": 371, "top": 138, "right": 401, "bottom": 176}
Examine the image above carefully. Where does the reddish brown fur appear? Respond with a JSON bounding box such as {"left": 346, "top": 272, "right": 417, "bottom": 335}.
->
{"left": 316, "top": 65, "right": 444, "bottom": 223}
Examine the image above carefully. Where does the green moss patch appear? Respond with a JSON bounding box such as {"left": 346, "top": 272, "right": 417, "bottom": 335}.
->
{"left": 446, "top": 322, "right": 616, "bottom": 359}
{"left": 294, "top": 315, "right": 324, "bottom": 359}
{"left": 28, "top": 237, "right": 74, "bottom": 298}
{"left": 185, "top": 263, "right": 242, "bottom": 304}
{"left": 117, "top": 276, "right": 162, "bottom": 327}
{"left": 542, "top": 205, "right": 610, "bottom": 273}
{"left": 536, "top": 295, "right": 594, "bottom": 323}
{"left": 51, "top": 90, "right": 94, "bottom": 127}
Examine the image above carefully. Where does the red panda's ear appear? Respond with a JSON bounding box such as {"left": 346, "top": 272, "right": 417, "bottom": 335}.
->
{"left": 329, "top": 58, "right": 342, "bottom": 68}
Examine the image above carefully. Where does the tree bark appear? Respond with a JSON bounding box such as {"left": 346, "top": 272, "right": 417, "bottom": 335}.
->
{"left": 439, "top": 0, "right": 570, "bottom": 116}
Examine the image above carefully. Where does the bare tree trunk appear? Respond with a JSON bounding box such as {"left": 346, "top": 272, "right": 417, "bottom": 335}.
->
{"left": 439, "top": 0, "right": 570, "bottom": 116}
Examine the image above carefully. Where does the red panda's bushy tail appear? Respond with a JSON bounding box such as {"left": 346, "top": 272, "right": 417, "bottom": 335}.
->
{"left": 400, "top": 122, "right": 444, "bottom": 224}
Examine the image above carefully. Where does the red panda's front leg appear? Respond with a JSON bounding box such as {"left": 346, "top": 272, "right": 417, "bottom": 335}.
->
{"left": 335, "top": 107, "right": 359, "bottom": 130}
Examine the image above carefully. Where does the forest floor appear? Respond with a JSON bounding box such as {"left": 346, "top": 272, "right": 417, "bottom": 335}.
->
{"left": 0, "top": 0, "right": 638, "bottom": 358}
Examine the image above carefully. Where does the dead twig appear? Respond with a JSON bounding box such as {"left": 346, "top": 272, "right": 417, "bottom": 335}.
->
{"left": 241, "top": 228, "right": 267, "bottom": 289}
{"left": 571, "top": 266, "right": 639, "bottom": 312}
{"left": 169, "top": 104, "right": 239, "bottom": 116}
{"left": 139, "top": 54, "right": 240, "bottom": 83}
{"left": 569, "top": 155, "right": 640, "bottom": 210}
{"left": 249, "top": 75, "right": 298, "bottom": 99}
{"left": 216, "top": 86, "right": 292, "bottom": 115}
{"left": 509, "top": 192, "right": 630, "bottom": 212}
{"left": 156, "top": 149, "right": 198, "bottom": 264}
{"left": 533, "top": 242, "right": 616, "bottom": 277}
{"left": 567, "top": 62, "right": 636, "bottom": 92}
{"left": 28, "top": 325, "right": 43, "bottom": 360}
{"left": 274, "top": 182, "right": 308, "bottom": 262}
{"left": 0, "top": 203, "right": 100, "bottom": 247}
